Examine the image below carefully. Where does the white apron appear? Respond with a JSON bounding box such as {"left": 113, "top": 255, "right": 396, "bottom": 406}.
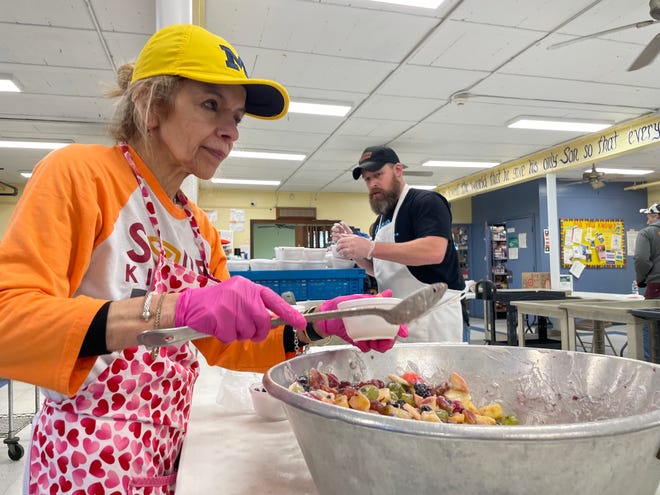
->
{"left": 373, "top": 185, "right": 463, "bottom": 343}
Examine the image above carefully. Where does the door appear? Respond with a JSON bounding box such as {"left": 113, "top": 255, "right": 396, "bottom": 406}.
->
{"left": 503, "top": 215, "right": 537, "bottom": 289}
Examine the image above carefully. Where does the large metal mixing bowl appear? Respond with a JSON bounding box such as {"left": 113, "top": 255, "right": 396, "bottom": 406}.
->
{"left": 264, "top": 344, "right": 660, "bottom": 495}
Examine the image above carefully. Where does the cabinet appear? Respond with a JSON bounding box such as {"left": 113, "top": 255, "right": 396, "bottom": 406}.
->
{"left": 487, "top": 223, "right": 511, "bottom": 316}
{"left": 451, "top": 225, "right": 469, "bottom": 280}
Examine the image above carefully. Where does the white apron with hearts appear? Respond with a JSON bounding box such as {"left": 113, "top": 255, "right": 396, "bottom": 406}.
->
{"left": 27, "top": 145, "right": 219, "bottom": 495}
{"left": 373, "top": 185, "right": 463, "bottom": 343}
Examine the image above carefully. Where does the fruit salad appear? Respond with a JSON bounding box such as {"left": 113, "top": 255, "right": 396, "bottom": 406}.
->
{"left": 288, "top": 368, "right": 519, "bottom": 425}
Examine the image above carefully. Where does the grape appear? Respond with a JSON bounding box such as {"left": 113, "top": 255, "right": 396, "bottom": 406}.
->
{"left": 359, "top": 384, "right": 379, "bottom": 401}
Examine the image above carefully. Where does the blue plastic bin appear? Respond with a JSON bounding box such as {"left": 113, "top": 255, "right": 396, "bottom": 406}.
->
{"left": 231, "top": 268, "right": 366, "bottom": 301}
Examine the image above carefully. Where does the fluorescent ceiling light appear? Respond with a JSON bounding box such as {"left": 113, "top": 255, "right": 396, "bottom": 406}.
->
{"left": 0, "top": 76, "right": 20, "bottom": 92}
{"left": 211, "top": 178, "right": 281, "bottom": 186}
{"left": 0, "top": 140, "right": 69, "bottom": 150}
{"left": 20, "top": 171, "right": 33, "bottom": 178}
{"left": 411, "top": 185, "right": 436, "bottom": 190}
{"left": 229, "top": 150, "right": 305, "bottom": 161}
{"left": 422, "top": 160, "right": 499, "bottom": 168}
{"left": 365, "top": 0, "right": 445, "bottom": 8}
{"left": 508, "top": 118, "right": 612, "bottom": 133}
{"left": 289, "top": 101, "right": 351, "bottom": 117}
{"left": 589, "top": 167, "right": 653, "bottom": 176}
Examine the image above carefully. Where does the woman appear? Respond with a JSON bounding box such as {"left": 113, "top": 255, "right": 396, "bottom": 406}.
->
{"left": 0, "top": 24, "right": 406, "bottom": 494}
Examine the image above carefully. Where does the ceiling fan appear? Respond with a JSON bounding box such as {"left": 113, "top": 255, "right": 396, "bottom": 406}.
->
{"left": 549, "top": 0, "right": 660, "bottom": 71}
{"left": 564, "top": 164, "right": 607, "bottom": 189}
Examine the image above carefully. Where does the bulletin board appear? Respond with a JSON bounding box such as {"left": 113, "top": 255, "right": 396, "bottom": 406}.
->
{"left": 560, "top": 218, "right": 625, "bottom": 269}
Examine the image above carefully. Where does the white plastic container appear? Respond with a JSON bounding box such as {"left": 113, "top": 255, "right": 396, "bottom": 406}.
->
{"left": 280, "top": 247, "right": 305, "bottom": 260}
{"left": 279, "top": 260, "right": 306, "bottom": 270}
{"left": 303, "top": 247, "right": 327, "bottom": 261}
{"left": 226, "top": 259, "right": 250, "bottom": 272}
{"left": 335, "top": 297, "right": 402, "bottom": 341}
{"left": 249, "top": 259, "right": 280, "bottom": 270}
{"left": 304, "top": 260, "right": 327, "bottom": 270}
{"left": 249, "top": 382, "right": 287, "bottom": 422}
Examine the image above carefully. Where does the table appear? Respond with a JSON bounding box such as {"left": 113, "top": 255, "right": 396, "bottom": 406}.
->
{"left": 559, "top": 299, "right": 660, "bottom": 360}
{"left": 512, "top": 292, "right": 646, "bottom": 351}
{"left": 622, "top": 308, "right": 660, "bottom": 363}
{"left": 511, "top": 299, "right": 574, "bottom": 350}
{"left": 176, "top": 362, "right": 317, "bottom": 494}
{"left": 473, "top": 281, "right": 569, "bottom": 346}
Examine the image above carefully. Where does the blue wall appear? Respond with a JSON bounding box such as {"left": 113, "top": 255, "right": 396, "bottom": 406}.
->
{"left": 468, "top": 179, "right": 648, "bottom": 316}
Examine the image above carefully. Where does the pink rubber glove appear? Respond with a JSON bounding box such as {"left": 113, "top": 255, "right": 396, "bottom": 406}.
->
{"left": 175, "top": 276, "right": 306, "bottom": 343}
{"left": 315, "top": 290, "right": 408, "bottom": 352}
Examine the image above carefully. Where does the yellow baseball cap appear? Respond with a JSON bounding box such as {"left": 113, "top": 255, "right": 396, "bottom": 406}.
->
{"left": 131, "top": 24, "right": 289, "bottom": 120}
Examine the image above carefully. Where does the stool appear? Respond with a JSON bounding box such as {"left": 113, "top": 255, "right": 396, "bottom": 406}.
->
{"left": 574, "top": 319, "right": 617, "bottom": 354}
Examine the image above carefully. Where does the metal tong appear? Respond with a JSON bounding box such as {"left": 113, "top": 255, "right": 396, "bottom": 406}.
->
{"left": 137, "top": 282, "right": 448, "bottom": 348}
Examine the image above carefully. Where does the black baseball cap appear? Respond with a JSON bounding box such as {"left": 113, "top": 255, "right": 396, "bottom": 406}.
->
{"left": 352, "top": 145, "right": 406, "bottom": 180}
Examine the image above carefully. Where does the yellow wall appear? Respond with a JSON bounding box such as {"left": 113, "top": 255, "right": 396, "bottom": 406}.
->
{"left": 198, "top": 188, "right": 377, "bottom": 249}
{"left": 0, "top": 184, "right": 474, "bottom": 242}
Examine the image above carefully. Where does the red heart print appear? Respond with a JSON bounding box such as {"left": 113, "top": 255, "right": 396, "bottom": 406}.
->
{"left": 80, "top": 417, "right": 96, "bottom": 435}
{"left": 58, "top": 475, "right": 72, "bottom": 492}
{"left": 44, "top": 440, "right": 54, "bottom": 458}
{"left": 111, "top": 393, "right": 126, "bottom": 410}
{"left": 53, "top": 419, "right": 65, "bottom": 436}
{"left": 128, "top": 422, "right": 141, "bottom": 438}
{"left": 71, "top": 450, "right": 86, "bottom": 468}
{"left": 72, "top": 468, "right": 87, "bottom": 487}
{"left": 66, "top": 428, "right": 79, "bottom": 447}
{"left": 169, "top": 277, "right": 183, "bottom": 289}
{"left": 56, "top": 456, "right": 69, "bottom": 474}
{"left": 107, "top": 375, "right": 122, "bottom": 393}
{"left": 110, "top": 359, "right": 129, "bottom": 374}
{"left": 74, "top": 395, "right": 92, "bottom": 411}
{"left": 96, "top": 423, "right": 112, "bottom": 440}
{"left": 92, "top": 399, "right": 109, "bottom": 417}
{"left": 121, "top": 378, "right": 137, "bottom": 394}
{"left": 105, "top": 470, "right": 121, "bottom": 489}
{"left": 89, "top": 460, "right": 106, "bottom": 478}
{"left": 113, "top": 435, "right": 129, "bottom": 451}
{"left": 88, "top": 481, "right": 105, "bottom": 495}
{"left": 140, "top": 387, "right": 153, "bottom": 401}
{"left": 83, "top": 437, "right": 100, "bottom": 455}
{"left": 151, "top": 395, "right": 162, "bottom": 409}
{"left": 126, "top": 395, "right": 140, "bottom": 411}
{"left": 118, "top": 452, "right": 131, "bottom": 470}
{"left": 55, "top": 438, "right": 67, "bottom": 454}
{"left": 151, "top": 362, "right": 165, "bottom": 376}
{"left": 99, "top": 445, "right": 115, "bottom": 464}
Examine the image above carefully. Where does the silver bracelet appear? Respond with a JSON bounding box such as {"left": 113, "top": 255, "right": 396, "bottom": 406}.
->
{"left": 141, "top": 291, "right": 154, "bottom": 321}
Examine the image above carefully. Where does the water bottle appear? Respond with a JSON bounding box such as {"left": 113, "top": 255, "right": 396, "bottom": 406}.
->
{"left": 631, "top": 280, "right": 639, "bottom": 295}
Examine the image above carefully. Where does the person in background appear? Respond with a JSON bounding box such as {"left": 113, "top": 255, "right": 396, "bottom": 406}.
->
{"left": 0, "top": 25, "right": 405, "bottom": 494}
{"left": 332, "top": 145, "right": 465, "bottom": 343}
{"left": 634, "top": 202, "right": 660, "bottom": 360}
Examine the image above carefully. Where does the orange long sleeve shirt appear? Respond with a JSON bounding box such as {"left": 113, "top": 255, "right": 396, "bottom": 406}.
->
{"left": 0, "top": 144, "right": 286, "bottom": 396}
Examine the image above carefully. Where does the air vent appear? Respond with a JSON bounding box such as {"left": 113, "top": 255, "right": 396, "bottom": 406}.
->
{"left": 276, "top": 207, "right": 316, "bottom": 219}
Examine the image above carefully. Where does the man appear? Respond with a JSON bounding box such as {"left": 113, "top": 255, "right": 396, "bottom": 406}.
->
{"left": 635, "top": 203, "right": 660, "bottom": 298}
{"left": 332, "top": 145, "right": 465, "bottom": 342}
{"left": 634, "top": 203, "right": 660, "bottom": 361}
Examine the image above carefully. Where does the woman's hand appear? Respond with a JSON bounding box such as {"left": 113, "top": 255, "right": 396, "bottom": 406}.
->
{"left": 314, "top": 290, "right": 407, "bottom": 352}
{"left": 175, "top": 276, "right": 306, "bottom": 343}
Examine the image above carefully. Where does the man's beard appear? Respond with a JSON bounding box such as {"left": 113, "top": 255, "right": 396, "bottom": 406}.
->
{"left": 369, "top": 175, "right": 402, "bottom": 215}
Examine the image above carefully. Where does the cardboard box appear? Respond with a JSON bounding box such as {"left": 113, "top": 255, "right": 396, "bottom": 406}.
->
{"left": 522, "top": 272, "right": 551, "bottom": 289}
